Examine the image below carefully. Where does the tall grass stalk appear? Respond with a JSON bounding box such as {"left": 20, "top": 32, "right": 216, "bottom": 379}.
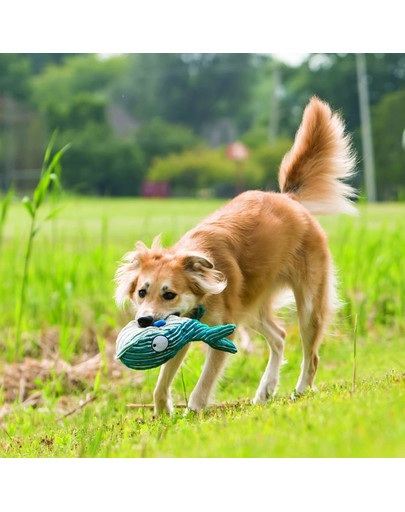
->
{"left": 0, "top": 187, "right": 14, "bottom": 249}
{"left": 14, "top": 135, "right": 70, "bottom": 359}
{"left": 180, "top": 367, "right": 189, "bottom": 408}
{"left": 352, "top": 314, "right": 358, "bottom": 393}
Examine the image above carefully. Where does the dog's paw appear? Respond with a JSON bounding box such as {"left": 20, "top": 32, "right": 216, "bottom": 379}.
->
{"left": 253, "top": 385, "right": 276, "bottom": 405}
{"left": 153, "top": 397, "right": 174, "bottom": 417}
{"left": 183, "top": 407, "right": 200, "bottom": 418}
{"left": 187, "top": 394, "right": 208, "bottom": 414}
{"left": 291, "top": 385, "right": 319, "bottom": 401}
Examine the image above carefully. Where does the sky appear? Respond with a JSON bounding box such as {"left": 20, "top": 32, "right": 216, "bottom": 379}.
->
{"left": 272, "top": 53, "right": 308, "bottom": 66}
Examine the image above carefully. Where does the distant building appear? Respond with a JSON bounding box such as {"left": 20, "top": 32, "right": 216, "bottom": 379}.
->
{"left": 107, "top": 104, "right": 138, "bottom": 137}
{"left": 142, "top": 181, "right": 170, "bottom": 198}
{"left": 200, "top": 118, "right": 237, "bottom": 147}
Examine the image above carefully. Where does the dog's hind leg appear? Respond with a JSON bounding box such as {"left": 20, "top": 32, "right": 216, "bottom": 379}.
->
{"left": 292, "top": 267, "right": 334, "bottom": 395}
{"left": 253, "top": 307, "right": 286, "bottom": 404}
{"left": 153, "top": 344, "right": 190, "bottom": 415}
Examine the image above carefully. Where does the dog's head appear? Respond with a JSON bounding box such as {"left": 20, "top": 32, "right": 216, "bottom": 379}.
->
{"left": 115, "top": 236, "right": 227, "bottom": 327}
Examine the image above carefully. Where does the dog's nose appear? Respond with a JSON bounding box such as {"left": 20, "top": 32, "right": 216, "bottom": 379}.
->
{"left": 137, "top": 316, "right": 154, "bottom": 328}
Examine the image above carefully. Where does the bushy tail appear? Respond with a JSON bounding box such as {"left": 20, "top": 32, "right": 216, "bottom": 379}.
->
{"left": 279, "top": 97, "right": 357, "bottom": 215}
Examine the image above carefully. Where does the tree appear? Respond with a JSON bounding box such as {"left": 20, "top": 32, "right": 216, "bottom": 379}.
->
{"left": 46, "top": 92, "right": 107, "bottom": 131}
{"left": 371, "top": 90, "right": 405, "bottom": 200}
{"left": 0, "top": 54, "right": 31, "bottom": 100}
{"left": 30, "top": 54, "right": 127, "bottom": 109}
{"left": 28, "top": 54, "right": 145, "bottom": 196}
{"left": 59, "top": 122, "right": 145, "bottom": 196}
{"left": 22, "top": 53, "right": 80, "bottom": 74}
{"left": 111, "top": 53, "right": 263, "bottom": 134}
{"left": 136, "top": 117, "right": 203, "bottom": 166}
{"left": 280, "top": 54, "right": 405, "bottom": 135}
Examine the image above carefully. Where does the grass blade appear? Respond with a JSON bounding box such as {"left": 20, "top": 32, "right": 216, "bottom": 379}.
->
{"left": 352, "top": 314, "right": 358, "bottom": 393}
{"left": 41, "top": 130, "right": 58, "bottom": 177}
{"left": 44, "top": 205, "right": 65, "bottom": 221}
{"left": 1, "top": 187, "right": 14, "bottom": 225}
{"left": 21, "top": 197, "right": 34, "bottom": 218}
{"left": 0, "top": 187, "right": 14, "bottom": 246}
{"left": 35, "top": 143, "right": 71, "bottom": 209}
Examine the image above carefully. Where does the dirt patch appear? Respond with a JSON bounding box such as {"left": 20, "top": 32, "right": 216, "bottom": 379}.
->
{"left": 1, "top": 338, "right": 135, "bottom": 403}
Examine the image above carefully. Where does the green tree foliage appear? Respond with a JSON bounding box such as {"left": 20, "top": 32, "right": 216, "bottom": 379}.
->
{"left": 29, "top": 55, "right": 144, "bottom": 195}
{"left": 251, "top": 138, "right": 293, "bottom": 190}
{"left": 59, "top": 123, "right": 145, "bottom": 196}
{"left": 30, "top": 54, "right": 128, "bottom": 109}
{"left": 136, "top": 117, "right": 203, "bottom": 166}
{"left": 241, "top": 125, "right": 269, "bottom": 149}
{"left": 38, "top": 87, "right": 145, "bottom": 196}
{"left": 281, "top": 53, "right": 405, "bottom": 135}
{"left": 0, "top": 53, "right": 31, "bottom": 100}
{"left": 46, "top": 92, "right": 107, "bottom": 131}
{"left": 371, "top": 90, "right": 405, "bottom": 200}
{"left": 112, "top": 53, "right": 262, "bottom": 132}
{"left": 240, "top": 127, "right": 294, "bottom": 190}
{"left": 22, "top": 53, "right": 80, "bottom": 74}
{"left": 51, "top": 93, "right": 107, "bottom": 131}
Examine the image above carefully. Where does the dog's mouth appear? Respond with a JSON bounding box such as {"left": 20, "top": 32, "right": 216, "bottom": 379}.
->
{"left": 164, "top": 307, "right": 201, "bottom": 320}
{"left": 165, "top": 311, "right": 181, "bottom": 320}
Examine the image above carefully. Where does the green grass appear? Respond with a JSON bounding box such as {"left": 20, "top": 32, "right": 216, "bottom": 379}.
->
{"left": 1, "top": 196, "right": 404, "bottom": 457}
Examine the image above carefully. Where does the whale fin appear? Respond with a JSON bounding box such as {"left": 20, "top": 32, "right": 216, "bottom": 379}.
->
{"left": 201, "top": 324, "right": 237, "bottom": 354}
{"left": 206, "top": 336, "right": 238, "bottom": 354}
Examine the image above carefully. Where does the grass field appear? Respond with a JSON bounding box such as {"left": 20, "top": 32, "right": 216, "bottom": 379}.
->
{"left": 0, "top": 196, "right": 404, "bottom": 457}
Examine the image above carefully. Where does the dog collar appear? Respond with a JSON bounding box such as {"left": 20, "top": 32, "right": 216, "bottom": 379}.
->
{"left": 189, "top": 304, "right": 206, "bottom": 320}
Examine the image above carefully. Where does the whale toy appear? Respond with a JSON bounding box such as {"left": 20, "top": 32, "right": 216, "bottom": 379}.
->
{"left": 116, "top": 314, "right": 237, "bottom": 371}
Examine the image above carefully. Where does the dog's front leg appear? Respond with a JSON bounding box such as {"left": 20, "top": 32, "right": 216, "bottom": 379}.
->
{"left": 188, "top": 347, "right": 229, "bottom": 412}
{"left": 153, "top": 344, "right": 190, "bottom": 416}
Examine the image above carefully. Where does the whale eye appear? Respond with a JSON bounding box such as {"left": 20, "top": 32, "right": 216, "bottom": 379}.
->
{"left": 151, "top": 335, "right": 169, "bottom": 352}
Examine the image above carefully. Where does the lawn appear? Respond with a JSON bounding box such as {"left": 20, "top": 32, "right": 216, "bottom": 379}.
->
{"left": 0, "top": 196, "right": 404, "bottom": 457}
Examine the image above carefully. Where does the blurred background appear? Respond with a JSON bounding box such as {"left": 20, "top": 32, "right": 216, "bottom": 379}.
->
{"left": 0, "top": 52, "right": 404, "bottom": 200}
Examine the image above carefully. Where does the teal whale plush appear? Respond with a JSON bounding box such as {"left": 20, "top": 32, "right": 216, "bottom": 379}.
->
{"left": 116, "top": 315, "right": 237, "bottom": 370}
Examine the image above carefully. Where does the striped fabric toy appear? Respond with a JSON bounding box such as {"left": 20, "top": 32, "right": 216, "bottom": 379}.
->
{"left": 116, "top": 315, "right": 237, "bottom": 370}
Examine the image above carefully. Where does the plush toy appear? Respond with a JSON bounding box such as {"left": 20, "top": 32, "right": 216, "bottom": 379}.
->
{"left": 116, "top": 311, "right": 237, "bottom": 371}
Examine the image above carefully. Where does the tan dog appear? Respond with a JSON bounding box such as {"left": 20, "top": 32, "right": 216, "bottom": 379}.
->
{"left": 115, "top": 97, "right": 356, "bottom": 414}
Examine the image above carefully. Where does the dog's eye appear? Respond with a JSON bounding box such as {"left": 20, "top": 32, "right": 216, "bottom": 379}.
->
{"left": 162, "top": 292, "right": 177, "bottom": 301}
{"left": 138, "top": 289, "right": 147, "bottom": 298}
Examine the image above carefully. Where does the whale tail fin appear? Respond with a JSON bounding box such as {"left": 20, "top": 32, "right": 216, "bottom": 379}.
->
{"left": 200, "top": 324, "right": 237, "bottom": 354}
{"left": 207, "top": 336, "right": 238, "bottom": 354}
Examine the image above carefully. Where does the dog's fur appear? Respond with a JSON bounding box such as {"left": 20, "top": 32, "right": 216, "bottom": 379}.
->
{"left": 115, "top": 97, "right": 356, "bottom": 414}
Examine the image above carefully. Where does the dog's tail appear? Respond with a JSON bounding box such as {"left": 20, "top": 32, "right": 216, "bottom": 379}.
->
{"left": 279, "top": 97, "right": 357, "bottom": 215}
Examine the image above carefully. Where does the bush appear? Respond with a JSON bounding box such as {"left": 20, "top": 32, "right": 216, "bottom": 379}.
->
{"left": 240, "top": 125, "right": 269, "bottom": 149}
{"left": 147, "top": 147, "right": 264, "bottom": 196}
{"left": 251, "top": 138, "right": 293, "bottom": 190}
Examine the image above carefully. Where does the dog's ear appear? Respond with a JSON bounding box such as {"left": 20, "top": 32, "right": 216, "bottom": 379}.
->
{"left": 180, "top": 253, "right": 227, "bottom": 296}
{"left": 114, "top": 241, "right": 149, "bottom": 307}
{"left": 151, "top": 233, "right": 163, "bottom": 251}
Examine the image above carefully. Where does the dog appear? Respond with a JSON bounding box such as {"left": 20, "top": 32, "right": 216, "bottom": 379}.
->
{"left": 115, "top": 97, "right": 357, "bottom": 415}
